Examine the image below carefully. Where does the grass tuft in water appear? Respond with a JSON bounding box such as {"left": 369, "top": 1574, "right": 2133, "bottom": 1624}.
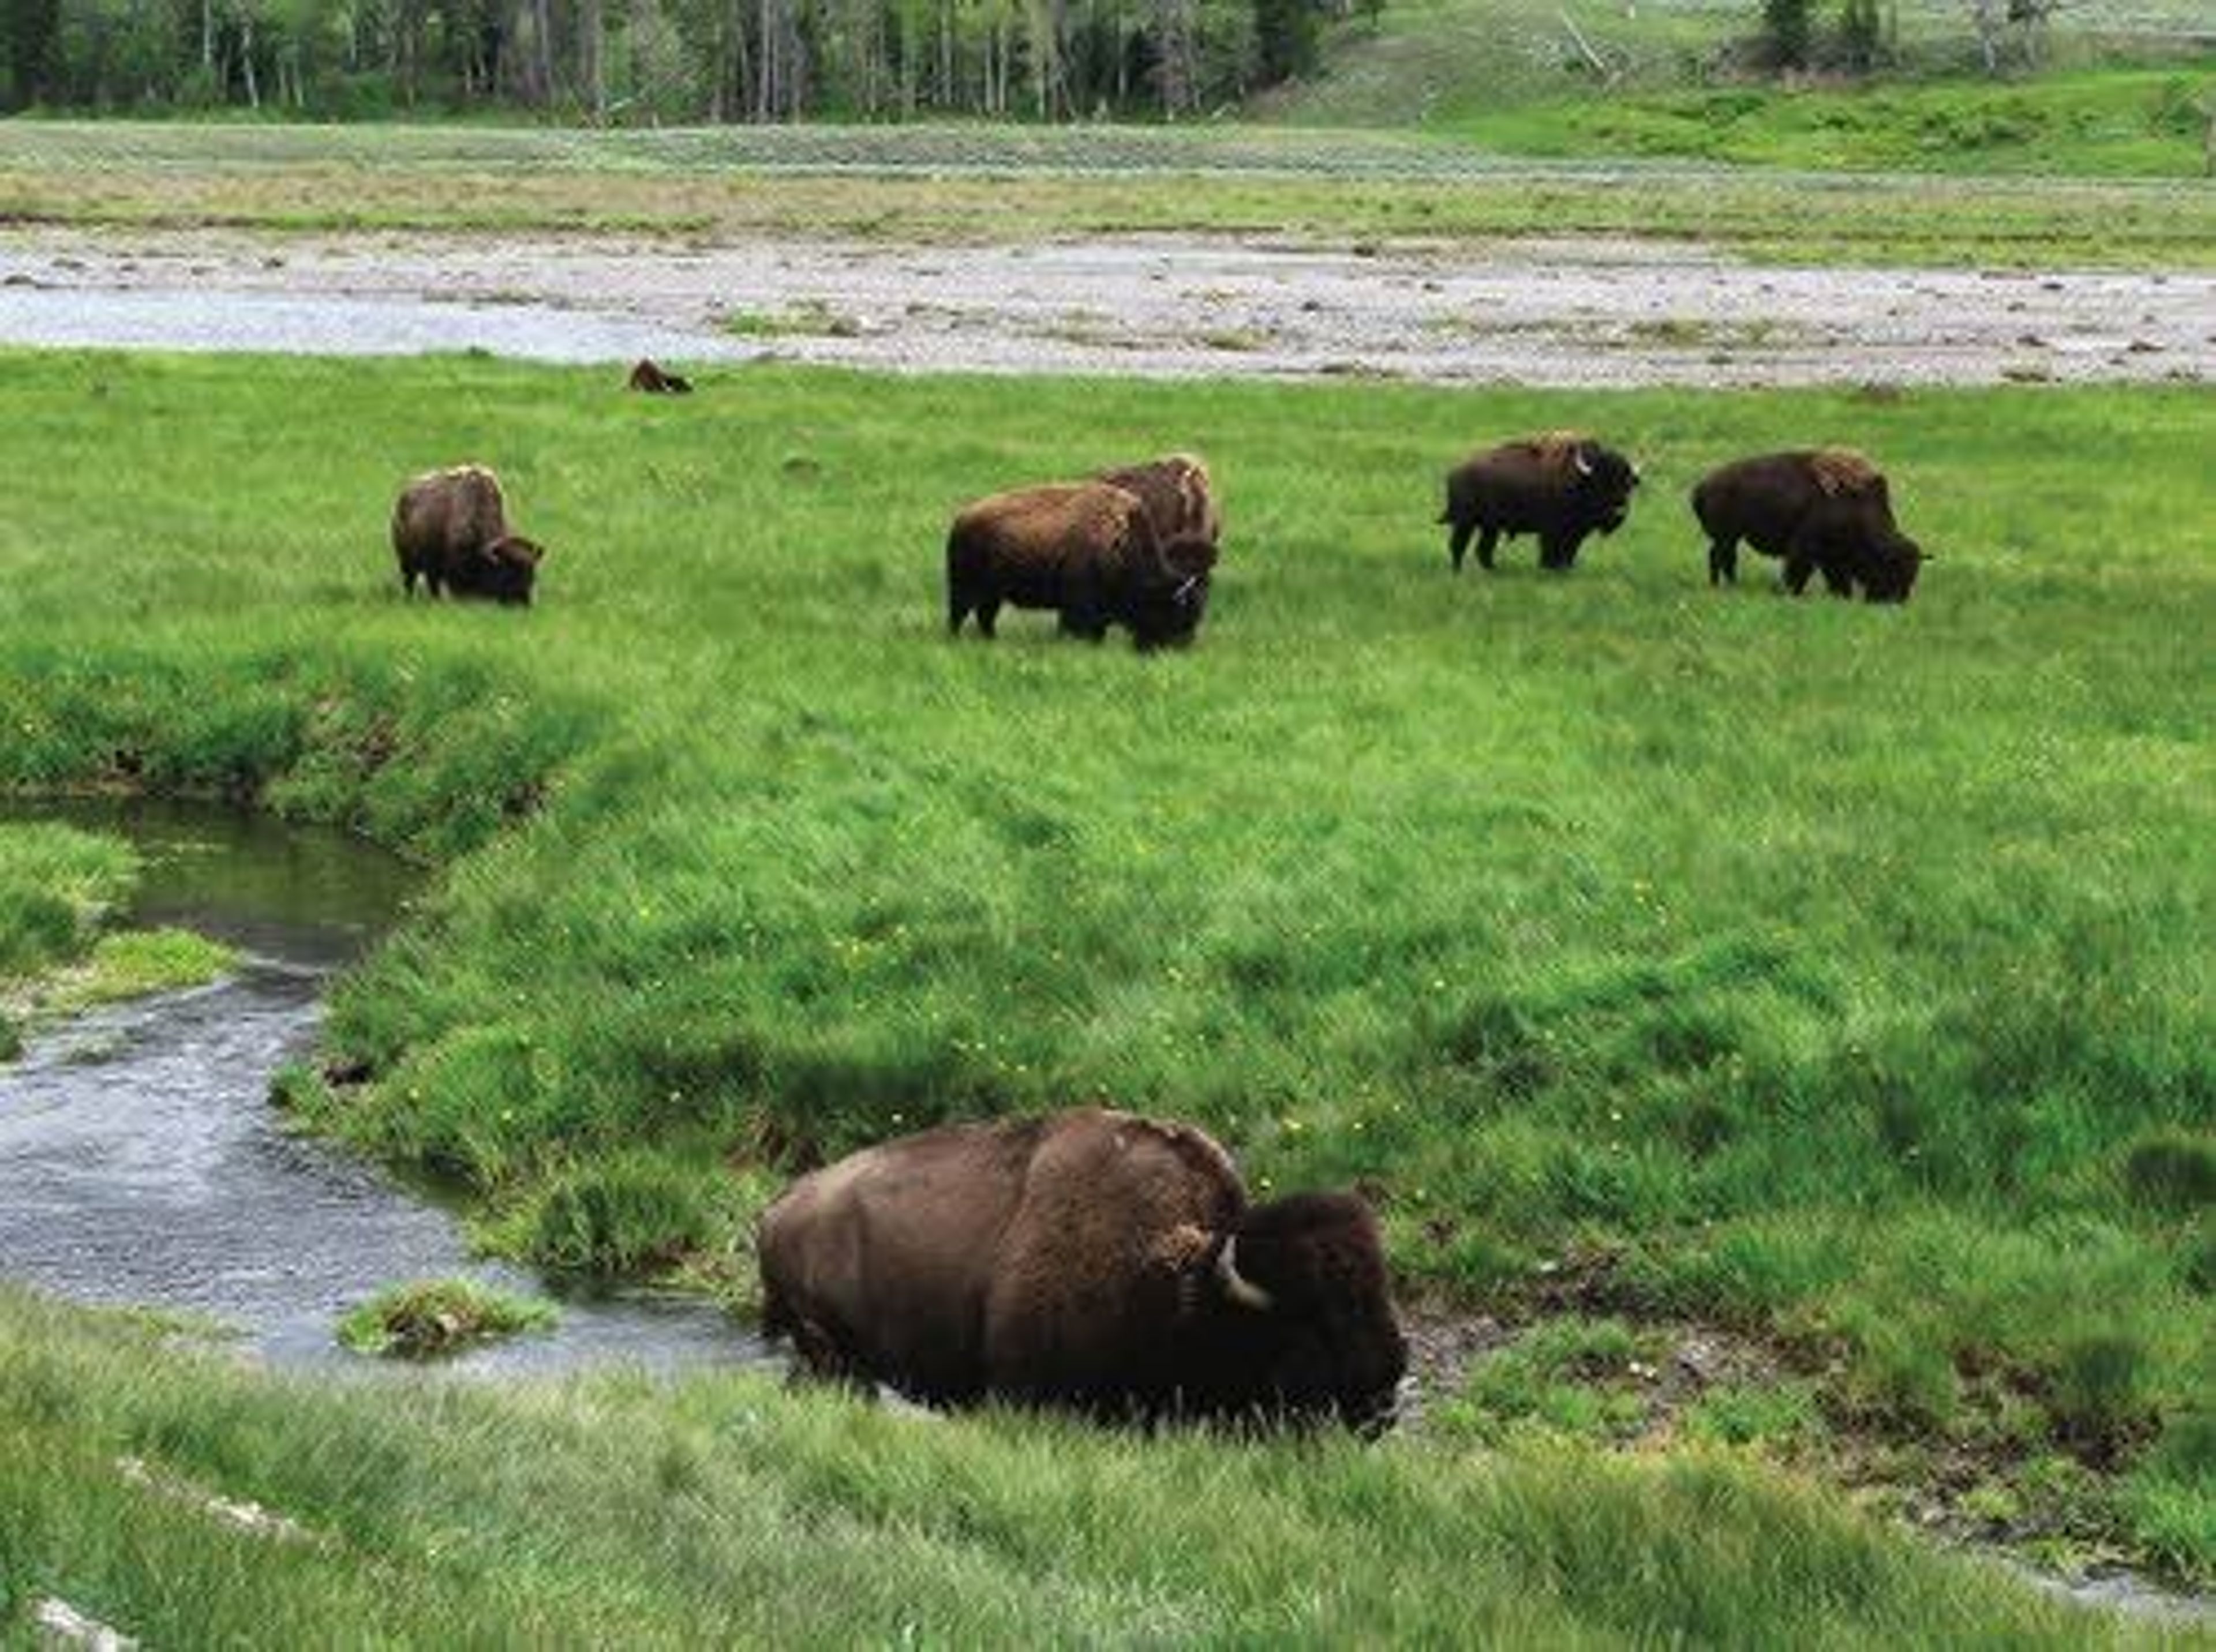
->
{"left": 336, "top": 1278, "right": 557, "bottom": 1359}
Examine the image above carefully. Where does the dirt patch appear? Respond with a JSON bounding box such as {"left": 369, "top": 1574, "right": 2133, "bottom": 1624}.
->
{"left": 2, "top": 226, "right": 2210, "bottom": 388}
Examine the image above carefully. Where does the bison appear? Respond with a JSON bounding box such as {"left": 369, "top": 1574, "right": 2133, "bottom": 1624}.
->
{"left": 758, "top": 1107, "right": 1409, "bottom": 1432}
{"left": 627, "top": 358, "right": 694, "bottom": 395}
{"left": 1691, "top": 449, "right": 1924, "bottom": 603}
{"left": 946, "top": 480, "right": 1216, "bottom": 649}
{"left": 1440, "top": 431, "right": 1641, "bottom": 574}
{"left": 390, "top": 464, "right": 546, "bottom": 606}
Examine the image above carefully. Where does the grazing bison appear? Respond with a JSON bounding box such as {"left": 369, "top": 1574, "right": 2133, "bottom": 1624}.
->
{"left": 758, "top": 1107, "right": 1409, "bottom": 1432}
{"left": 627, "top": 358, "right": 694, "bottom": 395}
{"left": 1692, "top": 449, "right": 1924, "bottom": 603}
{"left": 390, "top": 464, "right": 546, "bottom": 606}
{"left": 946, "top": 481, "right": 1216, "bottom": 648}
{"left": 1440, "top": 431, "right": 1641, "bottom": 574}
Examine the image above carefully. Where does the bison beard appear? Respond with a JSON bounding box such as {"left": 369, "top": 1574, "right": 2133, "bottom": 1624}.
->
{"left": 1691, "top": 449, "right": 1924, "bottom": 604}
{"left": 757, "top": 1108, "right": 1409, "bottom": 1432}
{"left": 1439, "top": 432, "right": 1641, "bottom": 575}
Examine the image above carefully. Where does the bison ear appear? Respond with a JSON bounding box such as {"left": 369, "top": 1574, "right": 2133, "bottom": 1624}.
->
{"left": 1215, "top": 1235, "right": 1275, "bottom": 1312}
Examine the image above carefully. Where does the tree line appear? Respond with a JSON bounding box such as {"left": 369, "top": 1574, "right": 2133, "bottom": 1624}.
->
{"left": 0, "top": 0, "right": 1343, "bottom": 118}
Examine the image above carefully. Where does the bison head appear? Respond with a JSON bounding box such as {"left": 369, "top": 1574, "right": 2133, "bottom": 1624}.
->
{"left": 1863, "top": 530, "right": 1924, "bottom": 604}
{"left": 473, "top": 534, "right": 545, "bottom": 606}
{"left": 1569, "top": 440, "right": 1640, "bottom": 536}
{"left": 1126, "top": 533, "right": 1219, "bottom": 650}
{"left": 1201, "top": 1190, "right": 1408, "bottom": 1433}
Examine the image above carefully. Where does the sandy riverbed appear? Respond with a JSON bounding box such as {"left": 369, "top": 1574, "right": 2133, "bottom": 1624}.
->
{"left": 2, "top": 226, "right": 2210, "bottom": 387}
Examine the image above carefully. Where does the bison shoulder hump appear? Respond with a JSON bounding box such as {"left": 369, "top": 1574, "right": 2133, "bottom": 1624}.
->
{"left": 1808, "top": 448, "right": 1882, "bottom": 497}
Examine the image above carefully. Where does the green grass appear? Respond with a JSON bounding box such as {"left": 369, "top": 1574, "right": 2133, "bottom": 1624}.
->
{"left": 0, "top": 1284, "right": 2140, "bottom": 1644}
{"left": 0, "top": 824, "right": 237, "bottom": 1050}
{"left": 0, "top": 349, "right": 2210, "bottom": 1587}
{"left": 3, "top": 119, "right": 2213, "bottom": 267}
{"left": 1264, "top": 0, "right": 2214, "bottom": 176}
{"left": 335, "top": 1278, "right": 559, "bottom": 1358}
{"left": 1430, "top": 68, "right": 2216, "bottom": 177}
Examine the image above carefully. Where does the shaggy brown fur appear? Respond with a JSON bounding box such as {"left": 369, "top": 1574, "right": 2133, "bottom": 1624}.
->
{"left": 1439, "top": 432, "right": 1642, "bottom": 574}
{"left": 1691, "top": 450, "right": 1923, "bottom": 604}
{"left": 1808, "top": 447, "right": 1882, "bottom": 497}
{"left": 627, "top": 359, "right": 694, "bottom": 395}
{"left": 390, "top": 464, "right": 546, "bottom": 606}
{"left": 757, "top": 1107, "right": 1408, "bottom": 1430}
{"left": 1096, "top": 453, "right": 1222, "bottom": 549}
{"left": 946, "top": 480, "right": 1216, "bottom": 649}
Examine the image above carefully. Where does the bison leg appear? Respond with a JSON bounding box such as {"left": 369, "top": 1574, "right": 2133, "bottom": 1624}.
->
{"left": 1473, "top": 525, "right": 1500, "bottom": 572}
{"left": 1781, "top": 552, "right": 1817, "bottom": 596}
{"left": 973, "top": 598, "right": 1001, "bottom": 639}
{"left": 948, "top": 587, "right": 971, "bottom": 635}
{"left": 1820, "top": 563, "right": 1854, "bottom": 598}
{"left": 1540, "top": 533, "right": 1579, "bottom": 572}
{"left": 1447, "top": 519, "right": 1476, "bottom": 574}
{"left": 1708, "top": 537, "right": 1738, "bottom": 586}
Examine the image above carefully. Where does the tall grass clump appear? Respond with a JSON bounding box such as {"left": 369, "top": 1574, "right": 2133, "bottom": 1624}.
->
{"left": 0, "top": 1285, "right": 2118, "bottom": 1644}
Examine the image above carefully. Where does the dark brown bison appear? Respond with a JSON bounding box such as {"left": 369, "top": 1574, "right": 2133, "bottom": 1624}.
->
{"left": 1692, "top": 449, "right": 1924, "bottom": 603}
{"left": 627, "top": 358, "right": 693, "bottom": 395}
{"left": 390, "top": 464, "right": 546, "bottom": 606}
{"left": 946, "top": 481, "right": 1216, "bottom": 649}
{"left": 758, "top": 1107, "right": 1409, "bottom": 1432}
{"left": 1440, "top": 431, "right": 1641, "bottom": 574}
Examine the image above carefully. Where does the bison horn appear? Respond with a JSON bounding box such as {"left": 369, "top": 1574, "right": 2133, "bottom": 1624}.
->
{"left": 1216, "top": 1236, "right": 1274, "bottom": 1312}
{"left": 1574, "top": 447, "right": 1595, "bottom": 478}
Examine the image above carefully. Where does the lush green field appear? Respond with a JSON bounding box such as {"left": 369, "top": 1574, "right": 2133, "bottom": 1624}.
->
{"left": 1427, "top": 68, "right": 2216, "bottom": 177}
{"left": 1266, "top": 0, "right": 2213, "bottom": 177}
{"left": 0, "top": 350, "right": 2210, "bottom": 1597}
{"left": 5, "top": 119, "right": 2215, "bottom": 268}
{"left": 1, "top": 1287, "right": 2135, "bottom": 1647}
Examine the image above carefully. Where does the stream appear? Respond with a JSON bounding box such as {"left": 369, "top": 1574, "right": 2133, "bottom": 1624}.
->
{"left": 0, "top": 798, "right": 770, "bottom": 1377}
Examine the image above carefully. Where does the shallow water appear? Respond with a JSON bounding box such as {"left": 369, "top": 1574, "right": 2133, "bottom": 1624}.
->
{"left": 0, "top": 799, "right": 770, "bottom": 1377}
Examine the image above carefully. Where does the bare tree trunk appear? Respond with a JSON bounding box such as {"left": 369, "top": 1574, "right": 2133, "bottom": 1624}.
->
{"left": 580, "top": 0, "right": 604, "bottom": 117}
{"left": 239, "top": 9, "right": 259, "bottom": 106}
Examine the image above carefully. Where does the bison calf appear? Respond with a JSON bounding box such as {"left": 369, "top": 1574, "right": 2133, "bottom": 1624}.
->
{"left": 946, "top": 480, "right": 1216, "bottom": 649}
{"left": 758, "top": 1107, "right": 1409, "bottom": 1432}
{"left": 1692, "top": 449, "right": 1923, "bottom": 604}
{"left": 391, "top": 464, "right": 546, "bottom": 606}
{"left": 1440, "top": 431, "right": 1641, "bottom": 574}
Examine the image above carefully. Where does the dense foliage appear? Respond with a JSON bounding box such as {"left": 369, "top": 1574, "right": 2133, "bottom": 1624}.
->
{"left": 0, "top": 0, "right": 1328, "bottom": 119}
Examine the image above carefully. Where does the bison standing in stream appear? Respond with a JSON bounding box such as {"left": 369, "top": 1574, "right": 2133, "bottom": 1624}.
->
{"left": 945, "top": 480, "right": 1217, "bottom": 648}
{"left": 1691, "top": 448, "right": 1924, "bottom": 603}
{"left": 1439, "top": 431, "right": 1641, "bottom": 574}
{"left": 757, "top": 1107, "right": 1409, "bottom": 1432}
{"left": 390, "top": 464, "right": 546, "bottom": 606}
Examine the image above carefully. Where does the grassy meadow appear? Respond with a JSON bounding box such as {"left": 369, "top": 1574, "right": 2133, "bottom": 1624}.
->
{"left": 0, "top": 349, "right": 2210, "bottom": 1609}
{"left": 1270, "top": 0, "right": 2213, "bottom": 171}
{"left": 0, "top": 1286, "right": 2135, "bottom": 1646}
{"left": 5, "top": 119, "right": 2214, "bottom": 268}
